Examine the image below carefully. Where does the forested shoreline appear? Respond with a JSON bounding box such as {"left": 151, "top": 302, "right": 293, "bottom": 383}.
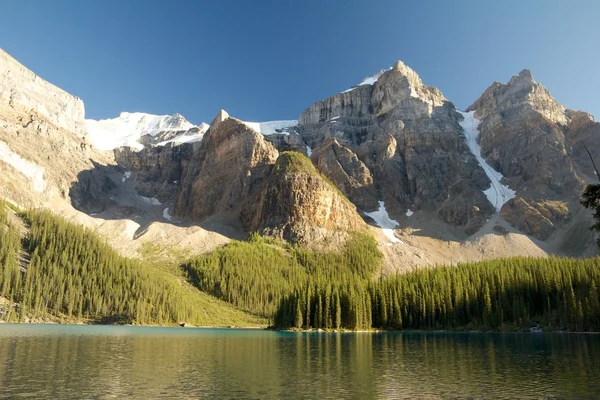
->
{"left": 2, "top": 201, "right": 600, "bottom": 331}
{"left": 274, "top": 257, "right": 600, "bottom": 332}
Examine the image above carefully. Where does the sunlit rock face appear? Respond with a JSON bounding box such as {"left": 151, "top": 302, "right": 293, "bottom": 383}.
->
{"left": 297, "top": 60, "right": 493, "bottom": 234}
{"left": 241, "top": 152, "right": 366, "bottom": 247}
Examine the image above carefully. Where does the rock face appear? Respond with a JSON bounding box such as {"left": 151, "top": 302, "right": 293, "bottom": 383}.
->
{"left": 0, "top": 49, "right": 112, "bottom": 207}
{"left": 310, "top": 137, "right": 378, "bottom": 210}
{"left": 175, "top": 110, "right": 279, "bottom": 221}
{"left": 114, "top": 143, "right": 188, "bottom": 201}
{"left": 467, "top": 69, "right": 599, "bottom": 239}
{"left": 297, "top": 60, "right": 493, "bottom": 233}
{"left": 0, "top": 48, "right": 85, "bottom": 135}
{"left": 241, "top": 152, "right": 366, "bottom": 245}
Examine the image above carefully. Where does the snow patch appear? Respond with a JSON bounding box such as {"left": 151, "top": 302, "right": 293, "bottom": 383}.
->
{"left": 157, "top": 123, "right": 209, "bottom": 146}
{"left": 306, "top": 145, "right": 312, "bottom": 157}
{"left": 342, "top": 68, "right": 392, "bottom": 93}
{"left": 140, "top": 196, "right": 161, "bottom": 206}
{"left": 406, "top": 209, "right": 413, "bottom": 217}
{"left": 457, "top": 110, "right": 516, "bottom": 212}
{"left": 124, "top": 171, "right": 131, "bottom": 179}
{"left": 0, "top": 141, "right": 47, "bottom": 192}
{"left": 241, "top": 120, "right": 298, "bottom": 136}
{"left": 365, "top": 201, "right": 402, "bottom": 243}
{"left": 163, "top": 207, "right": 172, "bottom": 221}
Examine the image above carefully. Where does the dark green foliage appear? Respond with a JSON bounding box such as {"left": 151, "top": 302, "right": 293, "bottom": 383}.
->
{"left": 0, "top": 202, "right": 23, "bottom": 307}
{"left": 581, "top": 183, "right": 600, "bottom": 246}
{"left": 275, "top": 257, "right": 600, "bottom": 332}
{"left": 182, "top": 232, "right": 381, "bottom": 317}
{"left": 0, "top": 203, "right": 259, "bottom": 325}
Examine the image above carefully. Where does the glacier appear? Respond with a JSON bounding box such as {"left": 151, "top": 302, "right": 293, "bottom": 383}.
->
{"left": 457, "top": 110, "right": 516, "bottom": 212}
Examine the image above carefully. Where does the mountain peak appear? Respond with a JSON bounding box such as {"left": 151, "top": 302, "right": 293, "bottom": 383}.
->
{"left": 508, "top": 69, "right": 535, "bottom": 86}
{"left": 85, "top": 111, "right": 197, "bottom": 150}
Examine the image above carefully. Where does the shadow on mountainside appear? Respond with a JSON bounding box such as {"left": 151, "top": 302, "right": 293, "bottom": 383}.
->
{"left": 68, "top": 159, "right": 247, "bottom": 241}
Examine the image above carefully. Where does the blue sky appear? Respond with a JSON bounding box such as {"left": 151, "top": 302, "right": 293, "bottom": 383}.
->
{"left": 1, "top": 0, "right": 598, "bottom": 124}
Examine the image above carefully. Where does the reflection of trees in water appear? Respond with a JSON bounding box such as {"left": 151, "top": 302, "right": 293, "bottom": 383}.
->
{"left": 0, "top": 330, "right": 599, "bottom": 398}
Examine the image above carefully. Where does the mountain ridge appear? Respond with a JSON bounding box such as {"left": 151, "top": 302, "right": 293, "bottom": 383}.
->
{"left": 1, "top": 47, "right": 598, "bottom": 270}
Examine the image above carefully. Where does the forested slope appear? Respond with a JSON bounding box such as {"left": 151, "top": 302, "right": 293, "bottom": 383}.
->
{"left": 0, "top": 202, "right": 263, "bottom": 326}
{"left": 274, "top": 257, "right": 600, "bottom": 332}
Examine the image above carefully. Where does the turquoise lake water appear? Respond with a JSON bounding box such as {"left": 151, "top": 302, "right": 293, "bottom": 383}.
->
{"left": 0, "top": 324, "right": 599, "bottom": 399}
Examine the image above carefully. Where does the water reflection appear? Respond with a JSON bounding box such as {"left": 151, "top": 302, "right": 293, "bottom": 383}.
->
{"left": 0, "top": 325, "right": 598, "bottom": 399}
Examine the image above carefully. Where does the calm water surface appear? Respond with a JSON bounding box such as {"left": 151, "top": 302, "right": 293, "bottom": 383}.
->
{"left": 0, "top": 324, "right": 599, "bottom": 399}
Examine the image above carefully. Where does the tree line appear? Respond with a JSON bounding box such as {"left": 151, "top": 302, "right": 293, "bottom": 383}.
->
{"left": 0, "top": 202, "right": 254, "bottom": 325}
{"left": 182, "top": 232, "right": 382, "bottom": 317}
{"left": 274, "top": 256, "right": 600, "bottom": 331}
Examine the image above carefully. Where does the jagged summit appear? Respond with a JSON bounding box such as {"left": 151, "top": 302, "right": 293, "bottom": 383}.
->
{"left": 468, "top": 67, "right": 567, "bottom": 125}
{"left": 508, "top": 69, "right": 535, "bottom": 85}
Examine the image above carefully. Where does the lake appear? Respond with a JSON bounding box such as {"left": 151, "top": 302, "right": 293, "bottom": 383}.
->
{"left": 0, "top": 324, "right": 599, "bottom": 399}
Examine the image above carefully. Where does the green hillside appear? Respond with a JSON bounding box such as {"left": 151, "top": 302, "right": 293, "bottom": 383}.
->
{"left": 0, "top": 202, "right": 264, "bottom": 327}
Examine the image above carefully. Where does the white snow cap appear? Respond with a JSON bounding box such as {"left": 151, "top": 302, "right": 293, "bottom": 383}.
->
{"left": 85, "top": 112, "right": 199, "bottom": 151}
{"left": 457, "top": 110, "right": 516, "bottom": 211}
{"left": 365, "top": 201, "right": 402, "bottom": 243}
{"left": 240, "top": 120, "right": 298, "bottom": 136}
{"left": 342, "top": 68, "right": 392, "bottom": 93}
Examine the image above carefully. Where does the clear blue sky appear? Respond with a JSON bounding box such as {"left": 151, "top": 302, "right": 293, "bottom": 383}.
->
{"left": 1, "top": 0, "right": 598, "bottom": 124}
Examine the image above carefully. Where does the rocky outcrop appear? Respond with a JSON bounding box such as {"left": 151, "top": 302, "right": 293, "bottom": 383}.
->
{"left": 467, "top": 69, "right": 582, "bottom": 199}
{"left": 564, "top": 110, "right": 600, "bottom": 183}
{"left": 241, "top": 151, "right": 366, "bottom": 246}
{"left": 114, "top": 143, "right": 189, "bottom": 201}
{"left": 0, "top": 49, "right": 85, "bottom": 135}
{"left": 310, "top": 137, "right": 378, "bottom": 210}
{"left": 501, "top": 197, "right": 570, "bottom": 240}
{"left": 175, "top": 110, "right": 279, "bottom": 221}
{"left": 263, "top": 133, "right": 307, "bottom": 154}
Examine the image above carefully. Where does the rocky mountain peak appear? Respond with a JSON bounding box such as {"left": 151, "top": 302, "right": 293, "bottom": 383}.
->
{"left": 174, "top": 110, "right": 278, "bottom": 221}
{"left": 469, "top": 68, "right": 567, "bottom": 125}
{"left": 241, "top": 151, "right": 367, "bottom": 247}
{"left": 508, "top": 69, "right": 535, "bottom": 85}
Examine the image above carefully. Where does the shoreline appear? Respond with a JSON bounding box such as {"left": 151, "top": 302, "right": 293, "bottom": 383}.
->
{"left": 3, "top": 320, "right": 599, "bottom": 334}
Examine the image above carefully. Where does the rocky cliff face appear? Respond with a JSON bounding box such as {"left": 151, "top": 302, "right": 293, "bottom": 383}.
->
{"left": 297, "top": 61, "right": 493, "bottom": 233}
{"left": 467, "top": 69, "right": 594, "bottom": 239}
{"left": 241, "top": 152, "right": 366, "bottom": 246}
{"left": 0, "top": 49, "right": 112, "bottom": 207}
{"left": 0, "top": 49, "right": 85, "bottom": 135}
{"left": 175, "top": 110, "right": 279, "bottom": 221}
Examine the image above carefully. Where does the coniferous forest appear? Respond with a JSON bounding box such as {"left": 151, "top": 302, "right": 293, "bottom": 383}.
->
{"left": 1, "top": 200, "right": 600, "bottom": 331}
{"left": 0, "top": 201, "right": 262, "bottom": 326}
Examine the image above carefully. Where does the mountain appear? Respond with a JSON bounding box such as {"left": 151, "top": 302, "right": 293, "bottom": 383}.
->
{"left": 241, "top": 151, "right": 367, "bottom": 246}
{"left": 1, "top": 47, "right": 599, "bottom": 270}
{"left": 85, "top": 112, "right": 204, "bottom": 150}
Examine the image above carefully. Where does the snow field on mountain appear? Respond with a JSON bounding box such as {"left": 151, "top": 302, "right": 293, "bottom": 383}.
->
{"left": 85, "top": 112, "right": 197, "bottom": 151}
{"left": 365, "top": 201, "right": 402, "bottom": 244}
{"left": 241, "top": 120, "right": 298, "bottom": 135}
{"left": 457, "top": 110, "right": 516, "bottom": 212}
